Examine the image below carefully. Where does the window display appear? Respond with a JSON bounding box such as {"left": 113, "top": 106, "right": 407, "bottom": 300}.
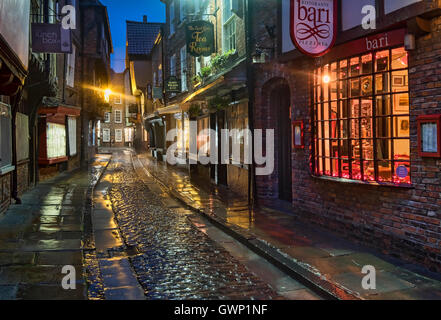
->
{"left": 313, "top": 47, "right": 410, "bottom": 185}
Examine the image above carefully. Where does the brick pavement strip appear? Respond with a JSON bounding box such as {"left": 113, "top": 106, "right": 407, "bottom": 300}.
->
{"left": 105, "top": 151, "right": 281, "bottom": 300}
{"left": 0, "top": 156, "right": 110, "bottom": 300}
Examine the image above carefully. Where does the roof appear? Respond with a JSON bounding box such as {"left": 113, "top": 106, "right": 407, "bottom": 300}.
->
{"left": 126, "top": 20, "right": 163, "bottom": 57}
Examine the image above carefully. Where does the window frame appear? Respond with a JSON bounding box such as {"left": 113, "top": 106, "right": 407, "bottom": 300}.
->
{"left": 223, "top": 15, "right": 237, "bottom": 52}
{"left": 312, "top": 46, "right": 411, "bottom": 186}
{"left": 102, "top": 128, "right": 110, "bottom": 143}
{"left": 114, "top": 110, "right": 123, "bottom": 124}
{"left": 115, "top": 129, "right": 123, "bottom": 143}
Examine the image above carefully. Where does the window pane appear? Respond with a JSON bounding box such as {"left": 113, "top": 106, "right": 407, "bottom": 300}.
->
{"left": 351, "top": 119, "right": 360, "bottom": 138}
{"left": 361, "top": 118, "right": 373, "bottom": 138}
{"left": 376, "top": 117, "right": 392, "bottom": 138}
{"left": 375, "top": 73, "right": 390, "bottom": 94}
{"left": 342, "top": 0, "right": 376, "bottom": 30}
{"left": 392, "top": 71, "right": 407, "bottom": 92}
{"left": 394, "top": 139, "right": 410, "bottom": 159}
{"left": 350, "top": 79, "right": 360, "bottom": 97}
{"left": 349, "top": 99, "right": 360, "bottom": 118}
{"left": 392, "top": 47, "right": 408, "bottom": 69}
{"left": 339, "top": 80, "right": 348, "bottom": 99}
{"left": 364, "top": 160, "right": 375, "bottom": 181}
{"left": 385, "top": 0, "right": 422, "bottom": 15}
{"left": 361, "top": 54, "right": 373, "bottom": 74}
{"left": 378, "top": 161, "right": 392, "bottom": 182}
{"left": 339, "top": 60, "right": 348, "bottom": 79}
{"left": 362, "top": 139, "right": 374, "bottom": 160}
{"left": 392, "top": 93, "right": 409, "bottom": 115}
{"left": 377, "top": 139, "right": 392, "bottom": 160}
{"left": 350, "top": 57, "right": 360, "bottom": 77}
{"left": 376, "top": 51, "right": 389, "bottom": 72}
{"left": 376, "top": 95, "right": 391, "bottom": 116}
{"left": 394, "top": 116, "right": 410, "bottom": 138}
{"left": 361, "top": 76, "right": 373, "bottom": 96}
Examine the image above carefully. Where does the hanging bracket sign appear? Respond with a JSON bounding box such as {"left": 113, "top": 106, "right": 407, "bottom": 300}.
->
{"left": 186, "top": 21, "right": 215, "bottom": 57}
{"left": 165, "top": 76, "right": 181, "bottom": 93}
{"left": 32, "top": 23, "right": 72, "bottom": 54}
{"left": 290, "top": 0, "right": 337, "bottom": 57}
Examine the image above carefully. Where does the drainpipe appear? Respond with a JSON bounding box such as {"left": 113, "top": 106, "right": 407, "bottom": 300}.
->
{"left": 245, "top": 0, "right": 256, "bottom": 206}
{"left": 11, "top": 89, "right": 23, "bottom": 204}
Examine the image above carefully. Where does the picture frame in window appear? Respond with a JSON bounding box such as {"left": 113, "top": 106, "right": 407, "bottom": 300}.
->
{"left": 394, "top": 94, "right": 409, "bottom": 113}
{"left": 292, "top": 120, "right": 304, "bottom": 149}
{"left": 392, "top": 75, "right": 405, "bottom": 86}
{"left": 417, "top": 114, "right": 441, "bottom": 158}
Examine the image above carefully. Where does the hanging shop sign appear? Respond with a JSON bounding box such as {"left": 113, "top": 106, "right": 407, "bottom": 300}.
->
{"left": 290, "top": 0, "right": 337, "bottom": 57}
{"left": 32, "top": 23, "right": 72, "bottom": 54}
{"left": 185, "top": 21, "right": 215, "bottom": 57}
{"left": 165, "top": 76, "right": 181, "bottom": 93}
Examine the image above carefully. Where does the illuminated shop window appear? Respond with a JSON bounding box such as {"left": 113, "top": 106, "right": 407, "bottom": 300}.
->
{"left": 313, "top": 47, "right": 410, "bottom": 185}
{"left": 47, "top": 123, "right": 67, "bottom": 159}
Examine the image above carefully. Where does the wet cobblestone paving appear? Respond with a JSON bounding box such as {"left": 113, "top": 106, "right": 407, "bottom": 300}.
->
{"left": 105, "top": 151, "right": 281, "bottom": 300}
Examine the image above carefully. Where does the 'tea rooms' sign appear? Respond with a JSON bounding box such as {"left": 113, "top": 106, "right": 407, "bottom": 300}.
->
{"left": 290, "top": 0, "right": 337, "bottom": 57}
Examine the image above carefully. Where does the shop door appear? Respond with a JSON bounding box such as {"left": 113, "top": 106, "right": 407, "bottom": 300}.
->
{"left": 272, "top": 85, "right": 292, "bottom": 202}
{"left": 210, "top": 113, "right": 216, "bottom": 181}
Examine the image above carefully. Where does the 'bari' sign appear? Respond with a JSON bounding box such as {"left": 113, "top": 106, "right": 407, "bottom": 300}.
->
{"left": 290, "top": 0, "right": 337, "bottom": 57}
{"left": 186, "top": 21, "right": 215, "bottom": 57}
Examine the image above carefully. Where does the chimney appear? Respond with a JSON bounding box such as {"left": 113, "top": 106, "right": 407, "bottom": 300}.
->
{"left": 143, "top": 15, "right": 148, "bottom": 23}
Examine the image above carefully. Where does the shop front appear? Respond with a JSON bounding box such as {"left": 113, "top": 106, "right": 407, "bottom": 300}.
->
{"left": 0, "top": 1, "right": 30, "bottom": 212}
{"left": 254, "top": 0, "right": 441, "bottom": 271}
{"left": 37, "top": 105, "right": 81, "bottom": 181}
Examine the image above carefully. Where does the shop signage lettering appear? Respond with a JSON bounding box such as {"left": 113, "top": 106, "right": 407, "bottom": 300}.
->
{"left": 185, "top": 21, "right": 215, "bottom": 57}
{"left": 290, "top": 0, "right": 337, "bottom": 57}
{"left": 326, "top": 28, "right": 406, "bottom": 61}
{"left": 32, "top": 23, "right": 72, "bottom": 54}
{"left": 165, "top": 76, "right": 181, "bottom": 93}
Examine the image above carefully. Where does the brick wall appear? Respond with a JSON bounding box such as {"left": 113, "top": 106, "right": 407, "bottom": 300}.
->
{"left": 16, "top": 162, "right": 29, "bottom": 196}
{"left": 0, "top": 173, "right": 11, "bottom": 215}
{"left": 253, "top": 8, "right": 441, "bottom": 272}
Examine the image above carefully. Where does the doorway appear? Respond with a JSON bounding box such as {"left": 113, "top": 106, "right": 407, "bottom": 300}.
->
{"left": 271, "top": 85, "right": 292, "bottom": 202}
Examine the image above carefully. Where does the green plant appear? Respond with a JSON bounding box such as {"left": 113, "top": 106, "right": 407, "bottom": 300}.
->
{"left": 189, "top": 104, "right": 202, "bottom": 118}
{"left": 200, "top": 66, "right": 212, "bottom": 79}
{"left": 208, "top": 95, "right": 229, "bottom": 111}
{"left": 210, "top": 49, "right": 237, "bottom": 73}
{"left": 192, "top": 74, "right": 202, "bottom": 86}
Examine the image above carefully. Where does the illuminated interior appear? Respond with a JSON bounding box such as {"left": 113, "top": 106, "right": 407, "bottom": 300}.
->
{"left": 313, "top": 47, "right": 410, "bottom": 185}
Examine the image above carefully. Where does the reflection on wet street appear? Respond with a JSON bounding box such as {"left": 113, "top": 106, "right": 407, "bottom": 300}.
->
{"left": 99, "top": 150, "right": 283, "bottom": 299}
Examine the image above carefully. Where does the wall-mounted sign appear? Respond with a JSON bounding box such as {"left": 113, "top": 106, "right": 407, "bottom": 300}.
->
{"left": 418, "top": 114, "right": 441, "bottom": 158}
{"left": 32, "top": 23, "right": 72, "bottom": 54}
{"left": 292, "top": 120, "right": 304, "bottom": 149}
{"left": 185, "top": 21, "right": 215, "bottom": 57}
{"left": 290, "top": 0, "right": 337, "bottom": 57}
{"left": 326, "top": 29, "right": 406, "bottom": 61}
{"left": 165, "top": 76, "right": 181, "bottom": 93}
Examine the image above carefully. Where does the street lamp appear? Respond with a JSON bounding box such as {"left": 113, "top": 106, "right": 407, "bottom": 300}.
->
{"left": 104, "top": 88, "right": 112, "bottom": 103}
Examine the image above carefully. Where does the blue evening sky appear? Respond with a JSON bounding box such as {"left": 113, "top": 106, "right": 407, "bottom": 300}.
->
{"left": 100, "top": 0, "right": 166, "bottom": 73}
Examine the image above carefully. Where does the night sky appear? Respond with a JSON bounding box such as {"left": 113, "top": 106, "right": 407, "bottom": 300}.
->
{"left": 100, "top": 0, "right": 166, "bottom": 73}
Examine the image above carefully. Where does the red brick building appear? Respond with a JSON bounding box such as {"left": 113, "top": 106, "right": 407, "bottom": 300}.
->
{"left": 252, "top": 0, "right": 441, "bottom": 272}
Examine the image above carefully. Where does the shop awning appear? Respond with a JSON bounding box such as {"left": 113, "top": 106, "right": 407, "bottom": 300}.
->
{"left": 156, "top": 104, "right": 182, "bottom": 115}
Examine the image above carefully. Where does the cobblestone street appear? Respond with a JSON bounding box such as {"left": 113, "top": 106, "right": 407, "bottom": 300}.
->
{"left": 91, "top": 150, "right": 319, "bottom": 300}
